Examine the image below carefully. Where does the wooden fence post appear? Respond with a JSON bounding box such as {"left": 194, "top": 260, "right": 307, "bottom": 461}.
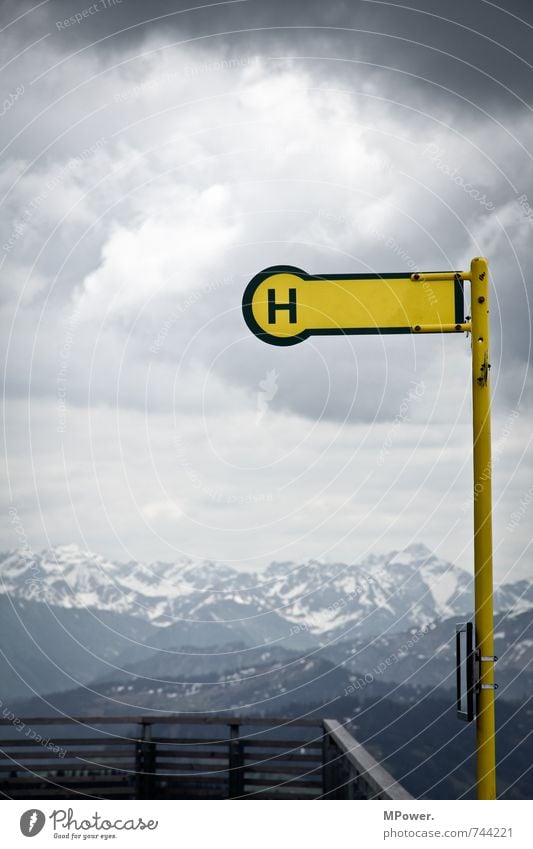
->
{"left": 135, "top": 721, "right": 157, "bottom": 799}
{"left": 228, "top": 723, "right": 245, "bottom": 798}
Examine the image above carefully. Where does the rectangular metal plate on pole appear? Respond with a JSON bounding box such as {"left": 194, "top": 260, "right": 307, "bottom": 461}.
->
{"left": 456, "top": 622, "right": 475, "bottom": 722}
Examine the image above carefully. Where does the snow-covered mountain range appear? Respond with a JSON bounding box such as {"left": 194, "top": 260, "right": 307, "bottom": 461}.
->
{"left": 1, "top": 543, "right": 531, "bottom": 709}
{"left": 1, "top": 542, "right": 531, "bottom": 640}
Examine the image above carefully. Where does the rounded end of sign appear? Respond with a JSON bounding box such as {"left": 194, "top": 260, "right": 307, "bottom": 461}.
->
{"left": 251, "top": 330, "right": 308, "bottom": 346}
{"left": 242, "top": 265, "right": 308, "bottom": 346}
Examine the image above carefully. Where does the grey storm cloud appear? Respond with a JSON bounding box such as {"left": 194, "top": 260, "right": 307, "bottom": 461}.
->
{"left": 1, "top": 0, "right": 531, "bottom": 405}
{"left": 0, "top": 0, "right": 531, "bottom": 570}
{"left": 7, "top": 0, "right": 533, "bottom": 110}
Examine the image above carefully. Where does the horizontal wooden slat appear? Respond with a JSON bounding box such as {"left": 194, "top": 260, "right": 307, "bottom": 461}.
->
{"left": 0, "top": 780, "right": 134, "bottom": 792}
{"left": 160, "top": 780, "right": 227, "bottom": 785}
{"left": 241, "top": 792, "right": 320, "bottom": 800}
{"left": 4, "top": 789, "right": 134, "bottom": 799}
{"left": 0, "top": 746, "right": 134, "bottom": 760}
{"left": 243, "top": 739, "right": 322, "bottom": 750}
{"left": 159, "top": 788, "right": 226, "bottom": 793}
{"left": 157, "top": 764, "right": 314, "bottom": 777}
{"left": 0, "top": 715, "right": 322, "bottom": 728}
{"left": 0, "top": 760, "right": 135, "bottom": 771}
{"left": 245, "top": 776, "right": 322, "bottom": 788}
{"left": 152, "top": 737, "right": 230, "bottom": 746}
{"left": 244, "top": 752, "right": 321, "bottom": 764}
{"left": 0, "top": 737, "right": 135, "bottom": 748}
{"left": 6, "top": 788, "right": 132, "bottom": 799}
{"left": 155, "top": 761, "right": 228, "bottom": 774}
{"left": 155, "top": 748, "right": 227, "bottom": 761}
{"left": 0, "top": 760, "right": 68, "bottom": 771}
{"left": 243, "top": 764, "right": 321, "bottom": 777}
{"left": 0, "top": 763, "right": 136, "bottom": 774}
{"left": 1, "top": 732, "right": 322, "bottom": 747}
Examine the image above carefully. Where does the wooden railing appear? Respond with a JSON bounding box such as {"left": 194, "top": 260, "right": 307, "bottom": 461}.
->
{"left": 0, "top": 715, "right": 412, "bottom": 800}
{"left": 323, "top": 719, "right": 413, "bottom": 800}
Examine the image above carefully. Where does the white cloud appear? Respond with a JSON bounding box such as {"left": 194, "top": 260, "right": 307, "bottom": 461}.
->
{"left": 1, "top": 36, "right": 531, "bottom": 576}
{"left": 77, "top": 184, "right": 240, "bottom": 318}
{"left": 141, "top": 500, "right": 183, "bottom": 521}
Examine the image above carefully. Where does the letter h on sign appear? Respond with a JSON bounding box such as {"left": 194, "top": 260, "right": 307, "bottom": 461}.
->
{"left": 268, "top": 288, "right": 297, "bottom": 324}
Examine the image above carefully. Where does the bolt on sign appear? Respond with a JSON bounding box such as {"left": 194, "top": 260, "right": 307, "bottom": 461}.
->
{"left": 242, "top": 265, "right": 467, "bottom": 346}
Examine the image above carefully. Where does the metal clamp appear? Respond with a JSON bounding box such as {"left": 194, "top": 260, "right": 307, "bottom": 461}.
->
{"left": 475, "top": 652, "right": 498, "bottom": 693}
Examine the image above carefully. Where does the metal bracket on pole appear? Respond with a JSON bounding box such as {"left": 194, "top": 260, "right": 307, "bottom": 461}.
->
{"left": 474, "top": 651, "right": 498, "bottom": 704}
{"left": 475, "top": 651, "right": 498, "bottom": 692}
{"left": 410, "top": 271, "right": 472, "bottom": 282}
{"left": 412, "top": 323, "right": 472, "bottom": 333}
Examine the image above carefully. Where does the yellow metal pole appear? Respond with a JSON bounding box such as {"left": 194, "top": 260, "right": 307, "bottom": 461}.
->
{"left": 470, "top": 256, "right": 496, "bottom": 799}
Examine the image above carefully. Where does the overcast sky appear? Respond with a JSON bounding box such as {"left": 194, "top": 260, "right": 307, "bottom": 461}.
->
{"left": 1, "top": 0, "right": 531, "bottom": 580}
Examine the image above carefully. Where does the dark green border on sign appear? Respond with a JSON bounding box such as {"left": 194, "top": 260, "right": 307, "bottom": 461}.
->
{"left": 242, "top": 266, "right": 465, "bottom": 346}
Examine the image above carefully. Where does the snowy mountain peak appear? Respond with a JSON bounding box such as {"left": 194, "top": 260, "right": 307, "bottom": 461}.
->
{"left": 53, "top": 542, "right": 95, "bottom": 558}
{"left": 403, "top": 542, "right": 434, "bottom": 558}
{"left": 0, "top": 544, "right": 531, "bottom": 637}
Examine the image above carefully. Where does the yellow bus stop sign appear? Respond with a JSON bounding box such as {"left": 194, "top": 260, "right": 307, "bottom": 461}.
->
{"left": 242, "top": 257, "right": 497, "bottom": 801}
{"left": 242, "top": 265, "right": 465, "bottom": 345}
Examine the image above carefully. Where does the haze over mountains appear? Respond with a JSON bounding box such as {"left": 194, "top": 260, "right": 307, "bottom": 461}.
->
{"left": 0, "top": 542, "right": 531, "bottom": 709}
